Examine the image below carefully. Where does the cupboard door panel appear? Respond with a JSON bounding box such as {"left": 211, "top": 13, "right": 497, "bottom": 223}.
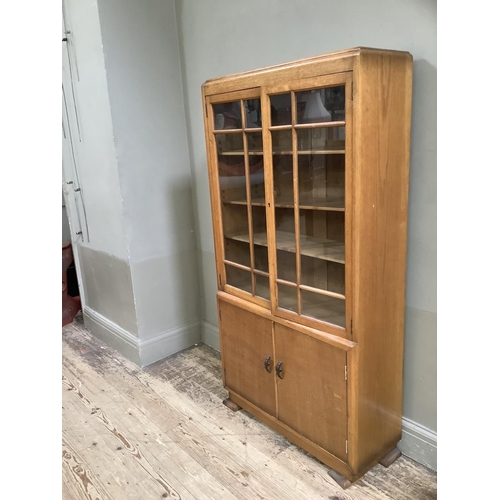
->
{"left": 275, "top": 324, "right": 347, "bottom": 461}
{"left": 219, "top": 301, "right": 276, "bottom": 416}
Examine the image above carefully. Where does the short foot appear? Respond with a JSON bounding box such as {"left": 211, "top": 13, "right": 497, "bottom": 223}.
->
{"left": 379, "top": 447, "right": 401, "bottom": 468}
{"left": 223, "top": 398, "right": 241, "bottom": 412}
{"left": 328, "top": 468, "right": 352, "bottom": 489}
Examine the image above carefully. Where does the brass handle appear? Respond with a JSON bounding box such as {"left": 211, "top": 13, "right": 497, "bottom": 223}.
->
{"left": 264, "top": 355, "right": 272, "bottom": 373}
{"left": 276, "top": 361, "right": 284, "bottom": 379}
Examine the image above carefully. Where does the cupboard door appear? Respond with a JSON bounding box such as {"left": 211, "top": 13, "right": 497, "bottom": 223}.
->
{"left": 274, "top": 323, "right": 348, "bottom": 461}
{"left": 207, "top": 91, "right": 271, "bottom": 305}
{"left": 262, "top": 73, "right": 352, "bottom": 336}
{"left": 219, "top": 301, "right": 276, "bottom": 416}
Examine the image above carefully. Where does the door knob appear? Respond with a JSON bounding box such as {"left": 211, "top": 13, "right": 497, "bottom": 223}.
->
{"left": 264, "top": 355, "right": 272, "bottom": 373}
{"left": 276, "top": 361, "right": 284, "bottom": 379}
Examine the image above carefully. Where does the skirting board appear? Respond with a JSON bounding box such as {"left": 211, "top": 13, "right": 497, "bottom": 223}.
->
{"left": 399, "top": 417, "right": 437, "bottom": 471}
{"left": 200, "top": 321, "right": 437, "bottom": 472}
{"left": 201, "top": 320, "right": 220, "bottom": 351}
{"left": 83, "top": 306, "right": 201, "bottom": 367}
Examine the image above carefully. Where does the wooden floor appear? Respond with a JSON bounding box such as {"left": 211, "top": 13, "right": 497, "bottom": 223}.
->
{"left": 62, "top": 316, "right": 437, "bottom": 500}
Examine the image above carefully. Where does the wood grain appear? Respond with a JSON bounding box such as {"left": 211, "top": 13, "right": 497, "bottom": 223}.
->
{"left": 274, "top": 324, "right": 348, "bottom": 461}
{"left": 62, "top": 437, "right": 113, "bottom": 500}
{"left": 350, "top": 48, "right": 413, "bottom": 473}
{"left": 218, "top": 291, "right": 354, "bottom": 348}
{"left": 63, "top": 317, "right": 436, "bottom": 499}
{"left": 62, "top": 375, "right": 183, "bottom": 499}
{"left": 218, "top": 300, "right": 276, "bottom": 416}
{"left": 228, "top": 230, "right": 345, "bottom": 264}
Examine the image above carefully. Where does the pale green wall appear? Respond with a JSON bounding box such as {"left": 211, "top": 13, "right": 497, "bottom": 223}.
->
{"left": 175, "top": 0, "right": 437, "bottom": 435}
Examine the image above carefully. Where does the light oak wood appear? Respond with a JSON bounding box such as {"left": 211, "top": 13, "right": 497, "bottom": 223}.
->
{"left": 349, "top": 48, "right": 413, "bottom": 473}
{"left": 219, "top": 300, "right": 276, "bottom": 416}
{"left": 226, "top": 195, "right": 345, "bottom": 211}
{"left": 203, "top": 48, "right": 358, "bottom": 96}
{"left": 241, "top": 99, "right": 257, "bottom": 296}
{"left": 291, "top": 89, "right": 302, "bottom": 314}
{"left": 227, "top": 229, "right": 345, "bottom": 264}
{"left": 202, "top": 47, "right": 413, "bottom": 486}
{"left": 275, "top": 324, "right": 348, "bottom": 461}
{"left": 218, "top": 291, "right": 354, "bottom": 350}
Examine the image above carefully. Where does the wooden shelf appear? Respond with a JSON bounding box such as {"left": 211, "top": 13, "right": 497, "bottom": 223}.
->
{"left": 218, "top": 151, "right": 263, "bottom": 156}
{"left": 218, "top": 150, "right": 345, "bottom": 156}
{"left": 272, "top": 150, "right": 345, "bottom": 155}
{"left": 227, "top": 230, "right": 345, "bottom": 264}
{"left": 223, "top": 196, "right": 345, "bottom": 211}
{"left": 225, "top": 273, "right": 345, "bottom": 327}
{"left": 277, "top": 284, "right": 346, "bottom": 327}
{"left": 269, "top": 122, "right": 346, "bottom": 131}
{"left": 213, "top": 127, "right": 263, "bottom": 134}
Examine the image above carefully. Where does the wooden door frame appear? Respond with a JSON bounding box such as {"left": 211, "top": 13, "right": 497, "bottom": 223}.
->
{"left": 204, "top": 87, "right": 271, "bottom": 309}
{"left": 261, "top": 72, "right": 354, "bottom": 339}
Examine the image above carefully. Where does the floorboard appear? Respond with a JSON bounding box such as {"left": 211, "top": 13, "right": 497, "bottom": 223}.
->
{"left": 62, "top": 315, "right": 437, "bottom": 500}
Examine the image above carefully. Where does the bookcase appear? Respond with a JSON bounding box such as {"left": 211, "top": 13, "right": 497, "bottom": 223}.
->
{"left": 201, "top": 47, "right": 413, "bottom": 487}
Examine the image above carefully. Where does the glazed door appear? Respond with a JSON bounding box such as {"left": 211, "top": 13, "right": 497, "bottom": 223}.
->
{"left": 218, "top": 300, "right": 276, "bottom": 416}
{"left": 262, "top": 73, "right": 353, "bottom": 337}
{"left": 206, "top": 90, "right": 272, "bottom": 308}
{"left": 274, "top": 323, "right": 348, "bottom": 461}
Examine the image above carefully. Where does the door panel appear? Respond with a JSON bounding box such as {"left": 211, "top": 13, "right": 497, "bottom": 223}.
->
{"left": 208, "top": 90, "right": 271, "bottom": 306}
{"left": 275, "top": 323, "right": 347, "bottom": 461}
{"left": 219, "top": 301, "right": 276, "bottom": 416}
{"left": 262, "top": 72, "right": 352, "bottom": 338}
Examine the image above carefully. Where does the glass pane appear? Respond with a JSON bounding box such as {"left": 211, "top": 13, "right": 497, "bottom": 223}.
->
{"left": 297, "top": 127, "right": 345, "bottom": 152}
{"left": 301, "top": 257, "right": 345, "bottom": 295}
{"left": 273, "top": 155, "right": 293, "bottom": 205}
{"left": 296, "top": 87, "right": 345, "bottom": 124}
{"left": 216, "top": 132, "right": 243, "bottom": 154}
{"left": 275, "top": 208, "right": 296, "bottom": 282}
{"left": 301, "top": 289, "right": 345, "bottom": 327}
{"left": 219, "top": 156, "right": 247, "bottom": 202}
{"left": 221, "top": 204, "right": 250, "bottom": 266}
{"left": 278, "top": 283, "right": 297, "bottom": 313}
{"left": 244, "top": 99, "right": 261, "bottom": 128}
{"left": 254, "top": 245, "right": 269, "bottom": 274}
{"left": 252, "top": 205, "right": 268, "bottom": 273}
{"left": 225, "top": 239, "right": 251, "bottom": 268}
{"left": 270, "top": 94, "right": 291, "bottom": 126}
{"left": 298, "top": 210, "right": 345, "bottom": 264}
{"left": 273, "top": 147, "right": 296, "bottom": 282}
{"left": 245, "top": 154, "right": 265, "bottom": 206}
{"left": 247, "top": 132, "right": 263, "bottom": 153}
{"left": 221, "top": 203, "right": 249, "bottom": 236}
{"left": 298, "top": 155, "right": 345, "bottom": 209}
{"left": 213, "top": 101, "right": 242, "bottom": 130}
{"left": 226, "top": 265, "right": 252, "bottom": 293}
{"left": 255, "top": 274, "right": 270, "bottom": 300}
{"left": 272, "top": 130, "right": 292, "bottom": 154}
{"left": 247, "top": 157, "right": 265, "bottom": 207}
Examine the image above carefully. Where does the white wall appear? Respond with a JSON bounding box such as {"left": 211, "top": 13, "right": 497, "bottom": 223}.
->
{"left": 62, "top": 0, "right": 129, "bottom": 259}
{"left": 97, "top": 0, "right": 201, "bottom": 344}
{"left": 62, "top": 0, "right": 138, "bottom": 336}
{"left": 175, "top": 0, "right": 437, "bottom": 467}
{"left": 63, "top": 0, "right": 201, "bottom": 365}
